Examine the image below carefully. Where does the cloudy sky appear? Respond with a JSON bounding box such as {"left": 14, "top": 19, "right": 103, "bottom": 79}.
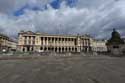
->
{"left": 0, "top": 0, "right": 125, "bottom": 39}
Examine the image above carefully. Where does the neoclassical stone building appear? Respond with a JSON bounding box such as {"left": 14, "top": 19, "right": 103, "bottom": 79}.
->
{"left": 17, "top": 31, "right": 91, "bottom": 53}
{"left": 0, "top": 33, "right": 17, "bottom": 52}
{"left": 91, "top": 39, "right": 107, "bottom": 52}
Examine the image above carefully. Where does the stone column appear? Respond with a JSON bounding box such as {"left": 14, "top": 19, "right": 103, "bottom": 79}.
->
{"left": 31, "top": 37, "right": 33, "bottom": 45}
{"left": 25, "top": 37, "right": 27, "bottom": 45}
{"left": 65, "top": 38, "right": 66, "bottom": 46}
{"left": 51, "top": 37, "right": 52, "bottom": 46}
{"left": 73, "top": 47, "right": 75, "bottom": 52}
{"left": 57, "top": 47, "right": 59, "bottom": 52}
{"left": 64, "top": 47, "right": 65, "bottom": 52}
{"left": 71, "top": 47, "right": 73, "bottom": 52}
{"left": 61, "top": 47, "right": 62, "bottom": 53}
{"left": 57, "top": 38, "right": 59, "bottom": 47}
{"left": 41, "top": 37, "right": 42, "bottom": 45}
{"left": 46, "top": 37, "right": 48, "bottom": 52}
{"left": 83, "top": 39, "right": 84, "bottom": 46}
{"left": 60, "top": 38, "right": 62, "bottom": 53}
{"left": 42, "top": 37, "right": 44, "bottom": 52}
{"left": 67, "top": 47, "right": 69, "bottom": 52}
{"left": 54, "top": 37, "right": 55, "bottom": 52}
{"left": 30, "top": 47, "right": 32, "bottom": 51}
{"left": 25, "top": 47, "right": 27, "bottom": 52}
{"left": 20, "top": 47, "right": 23, "bottom": 52}
{"left": 45, "top": 37, "right": 47, "bottom": 45}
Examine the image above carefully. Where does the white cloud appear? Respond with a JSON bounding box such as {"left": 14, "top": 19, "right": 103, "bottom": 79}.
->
{"left": 0, "top": 0, "right": 125, "bottom": 39}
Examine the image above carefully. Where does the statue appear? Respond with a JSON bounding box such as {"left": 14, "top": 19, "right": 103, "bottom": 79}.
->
{"left": 106, "top": 28, "right": 125, "bottom": 56}
{"left": 107, "top": 28, "right": 124, "bottom": 45}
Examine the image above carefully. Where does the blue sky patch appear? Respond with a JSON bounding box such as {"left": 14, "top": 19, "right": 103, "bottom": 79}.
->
{"left": 14, "top": 0, "right": 78, "bottom": 16}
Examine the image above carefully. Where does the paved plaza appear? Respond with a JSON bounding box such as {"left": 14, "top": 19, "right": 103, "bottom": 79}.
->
{"left": 0, "top": 55, "right": 125, "bottom": 83}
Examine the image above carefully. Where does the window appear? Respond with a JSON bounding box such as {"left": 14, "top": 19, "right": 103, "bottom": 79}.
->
{"left": 40, "top": 47, "right": 43, "bottom": 50}
{"left": 41, "top": 37, "right": 43, "bottom": 40}
{"left": 23, "top": 48, "right": 25, "bottom": 52}
{"left": 113, "top": 46, "right": 119, "bottom": 49}
{"left": 33, "top": 40, "right": 35, "bottom": 45}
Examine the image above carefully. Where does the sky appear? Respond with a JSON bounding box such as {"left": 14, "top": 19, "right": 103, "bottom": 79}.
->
{"left": 0, "top": 0, "right": 125, "bottom": 39}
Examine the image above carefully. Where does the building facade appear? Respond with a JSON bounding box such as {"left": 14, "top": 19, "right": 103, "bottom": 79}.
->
{"left": 0, "top": 33, "right": 17, "bottom": 52}
{"left": 18, "top": 31, "right": 91, "bottom": 53}
{"left": 91, "top": 39, "right": 107, "bottom": 52}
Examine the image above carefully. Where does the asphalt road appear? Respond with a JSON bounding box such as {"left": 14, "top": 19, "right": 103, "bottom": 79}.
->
{"left": 0, "top": 55, "right": 125, "bottom": 83}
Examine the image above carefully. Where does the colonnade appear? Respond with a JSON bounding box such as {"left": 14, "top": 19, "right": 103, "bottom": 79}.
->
{"left": 19, "top": 35, "right": 90, "bottom": 53}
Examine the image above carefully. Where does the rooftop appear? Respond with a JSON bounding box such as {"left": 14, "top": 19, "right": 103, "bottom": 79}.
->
{"left": 19, "top": 31, "right": 92, "bottom": 38}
